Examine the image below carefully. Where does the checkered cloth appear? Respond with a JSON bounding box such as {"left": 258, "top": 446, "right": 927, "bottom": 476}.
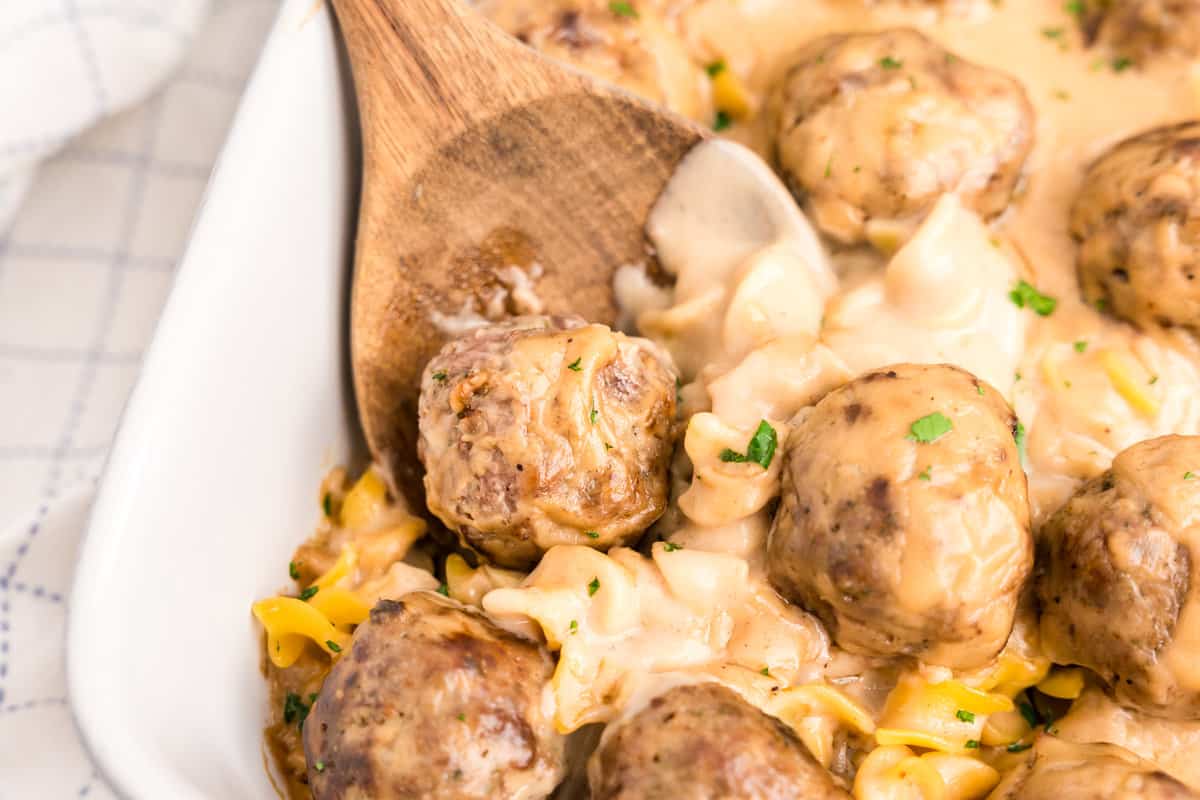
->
{"left": 0, "top": 1, "right": 280, "bottom": 795}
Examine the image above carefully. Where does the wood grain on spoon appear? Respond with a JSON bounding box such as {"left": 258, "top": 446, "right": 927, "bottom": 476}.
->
{"left": 331, "top": 0, "right": 705, "bottom": 507}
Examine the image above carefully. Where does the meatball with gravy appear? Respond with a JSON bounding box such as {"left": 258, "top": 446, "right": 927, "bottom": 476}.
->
{"left": 1037, "top": 435, "right": 1200, "bottom": 720}
{"left": 418, "top": 316, "right": 676, "bottom": 569}
{"left": 304, "top": 592, "right": 565, "bottom": 799}
{"left": 769, "top": 28, "right": 1034, "bottom": 245}
{"left": 1071, "top": 121, "right": 1200, "bottom": 333}
{"left": 588, "top": 683, "right": 850, "bottom": 800}
{"left": 768, "top": 364, "right": 1032, "bottom": 669}
{"left": 1082, "top": 0, "right": 1200, "bottom": 62}
{"left": 988, "top": 737, "right": 1198, "bottom": 800}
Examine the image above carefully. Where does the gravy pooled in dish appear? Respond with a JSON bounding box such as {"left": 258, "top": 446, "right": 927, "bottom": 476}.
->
{"left": 253, "top": 0, "right": 1200, "bottom": 798}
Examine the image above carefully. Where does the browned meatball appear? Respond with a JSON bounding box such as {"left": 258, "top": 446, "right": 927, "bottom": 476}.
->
{"left": 482, "top": 0, "right": 710, "bottom": 121}
{"left": 988, "top": 737, "right": 1197, "bottom": 800}
{"left": 418, "top": 316, "right": 677, "bottom": 568}
{"left": 1082, "top": 0, "right": 1200, "bottom": 62}
{"left": 768, "top": 364, "right": 1033, "bottom": 669}
{"left": 1037, "top": 435, "right": 1200, "bottom": 720}
{"left": 1070, "top": 121, "right": 1200, "bottom": 333}
{"left": 588, "top": 683, "right": 850, "bottom": 800}
{"left": 304, "top": 593, "right": 565, "bottom": 799}
{"left": 769, "top": 28, "right": 1034, "bottom": 245}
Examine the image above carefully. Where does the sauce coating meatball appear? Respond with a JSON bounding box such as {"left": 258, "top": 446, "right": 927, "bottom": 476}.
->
{"left": 482, "top": 0, "right": 709, "bottom": 121}
{"left": 1082, "top": 0, "right": 1200, "bottom": 62}
{"left": 588, "top": 682, "right": 850, "bottom": 800}
{"left": 768, "top": 363, "right": 1032, "bottom": 669}
{"left": 768, "top": 28, "right": 1034, "bottom": 245}
{"left": 1070, "top": 121, "right": 1200, "bottom": 333}
{"left": 988, "top": 737, "right": 1198, "bottom": 800}
{"left": 304, "top": 592, "right": 565, "bottom": 799}
{"left": 418, "top": 316, "right": 677, "bottom": 568}
{"left": 1037, "top": 434, "right": 1200, "bottom": 720}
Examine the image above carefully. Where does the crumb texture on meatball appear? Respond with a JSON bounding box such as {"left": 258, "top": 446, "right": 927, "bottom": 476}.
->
{"left": 987, "top": 737, "right": 1198, "bottom": 800}
{"left": 418, "top": 316, "right": 677, "bottom": 568}
{"left": 303, "top": 592, "right": 565, "bottom": 800}
{"left": 1071, "top": 121, "right": 1200, "bottom": 333}
{"left": 1037, "top": 434, "right": 1200, "bottom": 720}
{"left": 768, "top": 363, "right": 1032, "bottom": 669}
{"left": 769, "top": 28, "right": 1034, "bottom": 244}
{"left": 588, "top": 683, "right": 850, "bottom": 800}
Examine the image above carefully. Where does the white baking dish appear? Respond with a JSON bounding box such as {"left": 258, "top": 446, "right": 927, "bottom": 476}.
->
{"left": 68, "top": 0, "right": 360, "bottom": 796}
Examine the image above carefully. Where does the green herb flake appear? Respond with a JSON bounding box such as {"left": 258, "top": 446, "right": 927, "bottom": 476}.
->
{"left": 432, "top": 370, "right": 448, "bottom": 382}
{"left": 1185, "top": 472, "right": 1196, "bottom": 480}
{"left": 289, "top": 561, "right": 300, "bottom": 581}
{"left": 436, "top": 583, "right": 450, "bottom": 597}
{"left": 907, "top": 412, "right": 953, "bottom": 444}
{"left": 1009, "top": 280, "right": 1058, "bottom": 316}
{"left": 590, "top": 407, "right": 599, "bottom": 425}
{"left": 322, "top": 493, "right": 332, "bottom": 517}
{"left": 569, "top": 619, "right": 579, "bottom": 634}
{"left": 720, "top": 420, "right": 778, "bottom": 469}
{"left": 588, "top": 577, "right": 601, "bottom": 596}
{"left": 567, "top": 357, "right": 583, "bottom": 372}
{"left": 1007, "top": 742, "right": 1032, "bottom": 753}
{"left": 1042, "top": 26, "right": 1065, "bottom": 39}
{"left": 283, "top": 692, "right": 312, "bottom": 727}
{"left": 1074, "top": 340, "right": 1088, "bottom": 353}
{"left": 609, "top": 1, "right": 638, "bottom": 18}
{"left": 326, "top": 640, "right": 342, "bottom": 653}
{"left": 824, "top": 155, "right": 833, "bottom": 178}
{"left": 1112, "top": 56, "right": 1134, "bottom": 72}
{"left": 314, "top": 761, "right": 326, "bottom": 772}
{"left": 760, "top": 666, "right": 771, "bottom": 676}
{"left": 663, "top": 542, "right": 683, "bottom": 552}
{"left": 977, "top": 384, "right": 986, "bottom": 396}
{"left": 1064, "top": 0, "right": 1085, "bottom": 16}
{"left": 918, "top": 466, "right": 932, "bottom": 482}
{"left": 720, "top": 448, "right": 748, "bottom": 463}
{"left": 299, "top": 585, "right": 319, "bottom": 602}
{"left": 1150, "top": 375, "right": 1160, "bottom": 385}
{"left": 880, "top": 56, "right": 903, "bottom": 69}
{"left": 706, "top": 60, "right": 727, "bottom": 77}
{"left": 456, "top": 712, "right": 466, "bottom": 721}
{"left": 713, "top": 110, "right": 732, "bottom": 132}
{"left": 1018, "top": 701, "right": 1040, "bottom": 728}
{"left": 965, "top": 739, "right": 982, "bottom": 749}
{"left": 956, "top": 709, "right": 976, "bottom": 723}
{"left": 1014, "top": 420, "right": 1028, "bottom": 466}
{"left": 585, "top": 530, "right": 600, "bottom": 539}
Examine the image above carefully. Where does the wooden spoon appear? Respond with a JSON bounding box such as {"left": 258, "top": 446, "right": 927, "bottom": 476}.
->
{"left": 331, "top": 0, "right": 705, "bottom": 506}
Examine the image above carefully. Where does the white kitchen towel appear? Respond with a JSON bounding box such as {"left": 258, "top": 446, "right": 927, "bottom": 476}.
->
{"left": 0, "top": 0, "right": 281, "bottom": 795}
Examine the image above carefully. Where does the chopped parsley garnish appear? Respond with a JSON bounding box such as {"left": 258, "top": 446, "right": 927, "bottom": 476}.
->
{"left": 436, "top": 583, "right": 450, "bottom": 596}
{"left": 720, "top": 420, "right": 779, "bottom": 468}
{"left": 585, "top": 530, "right": 600, "bottom": 539}
{"left": 283, "top": 692, "right": 311, "bottom": 727}
{"left": 1074, "top": 340, "right": 1088, "bottom": 353}
{"left": 713, "top": 110, "right": 732, "bottom": 132}
{"left": 567, "top": 357, "right": 583, "bottom": 372}
{"left": 706, "top": 60, "right": 727, "bottom": 77}
{"left": 663, "top": 542, "right": 683, "bottom": 552}
{"left": 569, "top": 619, "right": 579, "bottom": 634}
{"left": 1150, "top": 375, "right": 1160, "bottom": 385}
{"left": 964, "top": 739, "right": 981, "bottom": 749}
{"left": 322, "top": 493, "right": 332, "bottom": 517}
{"left": 880, "top": 56, "right": 903, "bottom": 69}
{"left": 1007, "top": 742, "right": 1032, "bottom": 753}
{"left": 1186, "top": 472, "right": 1196, "bottom": 480}
{"left": 1112, "top": 56, "right": 1134, "bottom": 72}
{"left": 1014, "top": 420, "right": 1028, "bottom": 466}
{"left": 907, "top": 412, "right": 953, "bottom": 444}
{"left": 1010, "top": 280, "right": 1058, "bottom": 316}
{"left": 1042, "top": 26, "right": 1065, "bottom": 38}
{"left": 825, "top": 155, "right": 833, "bottom": 178}
{"left": 977, "top": 384, "right": 986, "bottom": 396}
{"left": 432, "top": 370, "right": 448, "bottom": 382}
{"left": 314, "top": 761, "right": 326, "bottom": 772}
{"left": 590, "top": 407, "right": 599, "bottom": 425}
{"left": 299, "top": 585, "right": 319, "bottom": 601}
{"left": 918, "top": 466, "right": 932, "bottom": 482}
{"left": 1018, "top": 701, "right": 1040, "bottom": 728}
{"left": 1015, "top": 370, "right": 1023, "bottom": 382}
{"left": 956, "top": 709, "right": 976, "bottom": 723}
{"left": 760, "top": 667, "right": 771, "bottom": 676}
{"left": 609, "top": 1, "right": 638, "bottom": 18}
{"left": 588, "top": 577, "right": 601, "bottom": 596}
{"left": 326, "top": 640, "right": 342, "bottom": 653}
{"left": 1064, "top": 0, "right": 1085, "bottom": 15}
{"left": 456, "top": 712, "right": 466, "bottom": 721}
{"left": 289, "top": 561, "right": 300, "bottom": 580}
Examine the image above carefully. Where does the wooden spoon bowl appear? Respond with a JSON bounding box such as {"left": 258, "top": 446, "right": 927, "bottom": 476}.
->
{"left": 331, "top": 0, "right": 704, "bottom": 506}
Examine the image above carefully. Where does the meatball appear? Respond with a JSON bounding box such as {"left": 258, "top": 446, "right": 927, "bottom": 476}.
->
{"left": 768, "top": 363, "right": 1033, "bottom": 669}
{"left": 1083, "top": 0, "right": 1200, "bottom": 62}
{"left": 304, "top": 592, "right": 565, "bottom": 799}
{"left": 1070, "top": 121, "right": 1200, "bottom": 333}
{"left": 483, "top": 0, "right": 709, "bottom": 121}
{"left": 418, "top": 316, "right": 677, "bottom": 568}
{"left": 1037, "top": 434, "right": 1200, "bottom": 720}
{"left": 588, "top": 683, "right": 850, "bottom": 800}
{"left": 769, "top": 28, "right": 1034, "bottom": 245}
{"left": 988, "top": 737, "right": 1197, "bottom": 800}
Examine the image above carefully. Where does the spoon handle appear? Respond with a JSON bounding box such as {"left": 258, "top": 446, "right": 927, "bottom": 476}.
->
{"left": 329, "top": 0, "right": 570, "bottom": 177}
